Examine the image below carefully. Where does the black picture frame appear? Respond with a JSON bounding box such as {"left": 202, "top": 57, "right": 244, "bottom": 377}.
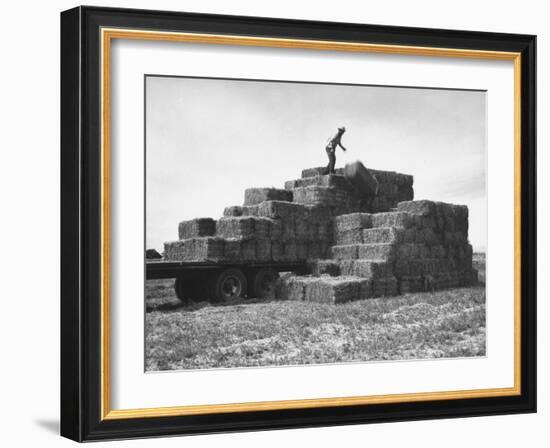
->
{"left": 61, "top": 5, "right": 536, "bottom": 442}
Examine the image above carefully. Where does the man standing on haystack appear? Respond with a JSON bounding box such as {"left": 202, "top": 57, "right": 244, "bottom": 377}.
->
{"left": 325, "top": 126, "right": 347, "bottom": 174}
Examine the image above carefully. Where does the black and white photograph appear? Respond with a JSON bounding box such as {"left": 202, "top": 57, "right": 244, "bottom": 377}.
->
{"left": 144, "top": 76, "right": 487, "bottom": 371}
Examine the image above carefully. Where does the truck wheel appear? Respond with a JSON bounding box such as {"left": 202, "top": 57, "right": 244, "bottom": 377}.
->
{"left": 174, "top": 275, "right": 194, "bottom": 306}
{"left": 250, "top": 268, "right": 279, "bottom": 299}
{"left": 210, "top": 268, "right": 247, "bottom": 302}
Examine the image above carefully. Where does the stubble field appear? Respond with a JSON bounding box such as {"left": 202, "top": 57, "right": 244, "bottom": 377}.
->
{"left": 145, "top": 254, "right": 486, "bottom": 371}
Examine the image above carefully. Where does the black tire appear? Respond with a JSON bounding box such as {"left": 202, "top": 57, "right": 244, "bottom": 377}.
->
{"left": 174, "top": 275, "right": 193, "bottom": 306}
{"left": 209, "top": 268, "right": 247, "bottom": 302}
{"left": 249, "top": 268, "right": 279, "bottom": 299}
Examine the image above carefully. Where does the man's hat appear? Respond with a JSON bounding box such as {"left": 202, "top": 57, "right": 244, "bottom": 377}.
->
{"left": 338, "top": 126, "right": 346, "bottom": 131}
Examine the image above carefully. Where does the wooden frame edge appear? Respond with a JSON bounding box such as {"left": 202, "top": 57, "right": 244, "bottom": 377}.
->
{"left": 99, "top": 27, "right": 523, "bottom": 421}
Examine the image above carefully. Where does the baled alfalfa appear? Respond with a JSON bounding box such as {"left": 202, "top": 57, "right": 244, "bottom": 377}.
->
{"left": 291, "top": 187, "right": 308, "bottom": 205}
{"left": 223, "top": 238, "right": 241, "bottom": 260}
{"left": 397, "top": 200, "right": 436, "bottom": 217}
{"left": 256, "top": 239, "right": 272, "bottom": 261}
{"left": 394, "top": 258, "right": 411, "bottom": 276}
{"left": 397, "top": 185, "right": 414, "bottom": 202}
{"left": 362, "top": 227, "right": 405, "bottom": 244}
{"left": 306, "top": 242, "right": 322, "bottom": 259}
{"left": 186, "top": 237, "right": 225, "bottom": 262}
{"left": 371, "top": 212, "right": 412, "bottom": 229}
{"left": 216, "top": 217, "right": 256, "bottom": 240}
{"left": 319, "top": 242, "right": 331, "bottom": 258}
{"left": 240, "top": 239, "right": 256, "bottom": 261}
{"left": 283, "top": 242, "right": 297, "bottom": 261}
{"left": 275, "top": 274, "right": 311, "bottom": 301}
{"left": 398, "top": 276, "right": 423, "bottom": 294}
{"left": 163, "top": 240, "right": 186, "bottom": 261}
{"left": 337, "top": 260, "right": 355, "bottom": 276}
{"left": 335, "top": 229, "right": 363, "bottom": 245}
{"left": 330, "top": 244, "right": 359, "bottom": 260}
{"left": 307, "top": 205, "right": 334, "bottom": 223}
{"left": 241, "top": 205, "right": 260, "bottom": 216}
{"left": 223, "top": 206, "right": 243, "bottom": 217}
{"left": 377, "top": 182, "right": 398, "bottom": 196}
{"left": 271, "top": 241, "right": 284, "bottom": 261}
{"left": 334, "top": 213, "right": 372, "bottom": 232}
{"left": 258, "top": 200, "right": 307, "bottom": 220}
{"left": 178, "top": 218, "right": 217, "bottom": 240}
{"left": 305, "top": 276, "right": 362, "bottom": 304}
{"left": 317, "top": 222, "right": 333, "bottom": 242}
{"left": 281, "top": 218, "right": 296, "bottom": 242}
{"left": 301, "top": 166, "right": 344, "bottom": 179}
{"left": 284, "top": 179, "right": 298, "bottom": 190}
{"left": 310, "top": 259, "right": 340, "bottom": 276}
{"left": 251, "top": 217, "right": 271, "bottom": 239}
{"left": 269, "top": 218, "right": 282, "bottom": 241}
{"left": 353, "top": 259, "right": 390, "bottom": 279}
{"left": 244, "top": 187, "right": 293, "bottom": 206}
{"left": 296, "top": 242, "right": 308, "bottom": 261}
{"left": 294, "top": 219, "right": 310, "bottom": 241}
{"left": 422, "top": 228, "right": 439, "bottom": 245}
{"left": 357, "top": 243, "right": 397, "bottom": 261}
{"left": 403, "top": 228, "right": 417, "bottom": 244}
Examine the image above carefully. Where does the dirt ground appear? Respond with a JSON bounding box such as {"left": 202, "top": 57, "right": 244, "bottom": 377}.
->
{"left": 145, "top": 256, "right": 486, "bottom": 371}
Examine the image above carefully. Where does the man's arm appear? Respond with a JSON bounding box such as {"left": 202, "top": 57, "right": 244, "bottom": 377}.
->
{"left": 338, "top": 142, "right": 347, "bottom": 152}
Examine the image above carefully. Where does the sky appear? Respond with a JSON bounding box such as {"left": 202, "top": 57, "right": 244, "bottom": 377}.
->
{"left": 146, "top": 76, "right": 487, "bottom": 252}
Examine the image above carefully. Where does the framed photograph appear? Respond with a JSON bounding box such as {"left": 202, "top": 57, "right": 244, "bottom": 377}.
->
{"left": 60, "top": 6, "right": 536, "bottom": 442}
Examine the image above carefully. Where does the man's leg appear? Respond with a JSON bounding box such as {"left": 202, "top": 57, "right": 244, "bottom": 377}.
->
{"left": 328, "top": 152, "right": 336, "bottom": 174}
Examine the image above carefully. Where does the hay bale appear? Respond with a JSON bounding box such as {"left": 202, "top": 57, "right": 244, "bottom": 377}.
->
{"left": 295, "top": 219, "right": 310, "bottom": 241}
{"left": 305, "top": 276, "right": 363, "bottom": 304}
{"left": 283, "top": 243, "right": 297, "bottom": 261}
{"left": 281, "top": 219, "right": 296, "bottom": 242}
{"left": 353, "top": 260, "right": 390, "bottom": 279}
{"left": 256, "top": 239, "right": 272, "bottom": 261}
{"left": 307, "top": 205, "right": 334, "bottom": 222}
{"left": 310, "top": 260, "right": 341, "bottom": 276}
{"left": 338, "top": 260, "right": 355, "bottom": 276}
{"left": 223, "top": 238, "right": 241, "bottom": 260}
{"left": 271, "top": 241, "right": 284, "bottom": 261}
{"left": 275, "top": 275, "right": 316, "bottom": 301}
{"left": 307, "top": 242, "right": 322, "bottom": 259}
{"left": 397, "top": 200, "right": 436, "bottom": 216}
{"left": 168, "top": 237, "right": 224, "bottom": 261}
{"left": 357, "top": 243, "right": 397, "bottom": 261}
{"left": 258, "top": 200, "right": 308, "bottom": 220}
{"left": 240, "top": 240, "right": 256, "bottom": 261}
{"left": 371, "top": 212, "right": 412, "bottom": 229}
{"left": 330, "top": 244, "right": 359, "bottom": 260}
{"left": 335, "top": 229, "right": 363, "bottom": 245}
{"left": 318, "top": 222, "right": 333, "bottom": 241}
{"left": 394, "top": 259, "right": 411, "bottom": 276}
{"left": 362, "top": 227, "right": 405, "bottom": 244}
{"left": 223, "top": 206, "right": 243, "bottom": 217}
{"left": 398, "top": 276, "right": 423, "bottom": 294}
{"left": 244, "top": 188, "right": 292, "bottom": 206}
{"left": 252, "top": 217, "right": 271, "bottom": 239}
{"left": 269, "top": 219, "right": 282, "bottom": 241}
{"left": 296, "top": 242, "right": 308, "bottom": 260}
{"left": 178, "top": 218, "right": 216, "bottom": 240}
{"left": 216, "top": 217, "right": 256, "bottom": 240}
{"left": 334, "top": 213, "right": 372, "bottom": 232}
{"left": 241, "top": 205, "right": 260, "bottom": 216}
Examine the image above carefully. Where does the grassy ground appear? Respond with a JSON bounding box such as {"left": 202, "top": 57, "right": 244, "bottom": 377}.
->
{"left": 145, "top": 275, "right": 486, "bottom": 371}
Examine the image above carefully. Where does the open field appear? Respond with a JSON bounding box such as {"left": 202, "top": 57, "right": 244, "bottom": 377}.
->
{"left": 145, "top": 272, "right": 486, "bottom": 371}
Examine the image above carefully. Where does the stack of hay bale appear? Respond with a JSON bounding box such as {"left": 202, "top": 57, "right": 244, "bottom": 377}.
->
{"left": 298, "top": 199, "right": 475, "bottom": 301}
{"left": 284, "top": 166, "right": 413, "bottom": 214}
{"left": 162, "top": 163, "right": 476, "bottom": 305}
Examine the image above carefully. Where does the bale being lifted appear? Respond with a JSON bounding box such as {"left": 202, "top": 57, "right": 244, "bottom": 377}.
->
{"left": 344, "top": 161, "right": 379, "bottom": 198}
